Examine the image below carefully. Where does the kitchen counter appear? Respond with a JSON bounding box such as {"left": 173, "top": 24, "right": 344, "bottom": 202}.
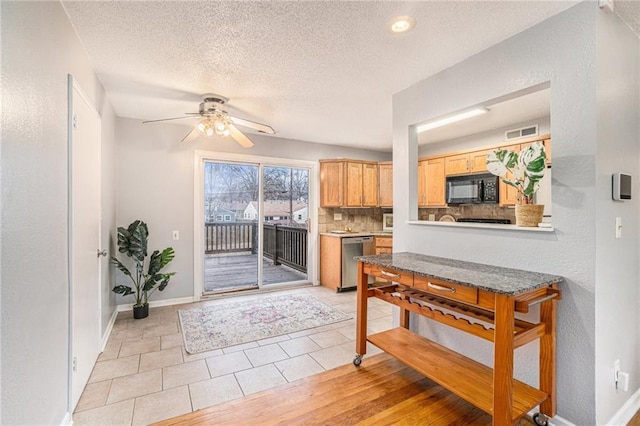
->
{"left": 355, "top": 252, "right": 562, "bottom": 295}
{"left": 319, "top": 231, "right": 392, "bottom": 238}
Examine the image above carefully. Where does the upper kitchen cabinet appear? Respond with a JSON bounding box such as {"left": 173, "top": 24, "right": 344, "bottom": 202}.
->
{"left": 346, "top": 161, "right": 378, "bottom": 207}
{"left": 378, "top": 162, "right": 393, "bottom": 207}
{"left": 418, "top": 158, "right": 445, "bottom": 206}
{"left": 320, "top": 159, "right": 380, "bottom": 207}
{"left": 444, "top": 149, "right": 492, "bottom": 176}
{"left": 320, "top": 160, "right": 345, "bottom": 207}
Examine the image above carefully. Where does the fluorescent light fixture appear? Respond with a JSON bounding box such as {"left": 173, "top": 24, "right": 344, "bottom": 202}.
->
{"left": 416, "top": 107, "right": 489, "bottom": 133}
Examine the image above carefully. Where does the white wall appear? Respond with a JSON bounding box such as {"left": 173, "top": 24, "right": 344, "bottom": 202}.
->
{"left": 393, "top": 3, "right": 600, "bottom": 423}
{"left": 115, "top": 117, "right": 390, "bottom": 302}
{"left": 594, "top": 7, "right": 640, "bottom": 424}
{"left": 1, "top": 2, "right": 117, "bottom": 424}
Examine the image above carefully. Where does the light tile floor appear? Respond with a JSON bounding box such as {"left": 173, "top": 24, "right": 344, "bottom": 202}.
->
{"left": 73, "top": 285, "right": 392, "bottom": 426}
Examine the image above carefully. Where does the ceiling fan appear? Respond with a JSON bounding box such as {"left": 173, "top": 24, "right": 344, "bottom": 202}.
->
{"left": 142, "top": 94, "right": 275, "bottom": 148}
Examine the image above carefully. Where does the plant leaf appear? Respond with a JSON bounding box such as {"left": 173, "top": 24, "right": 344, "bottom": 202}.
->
{"left": 112, "top": 285, "right": 134, "bottom": 296}
{"left": 486, "top": 149, "right": 518, "bottom": 177}
{"left": 147, "top": 247, "right": 175, "bottom": 275}
{"left": 111, "top": 257, "right": 132, "bottom": 277}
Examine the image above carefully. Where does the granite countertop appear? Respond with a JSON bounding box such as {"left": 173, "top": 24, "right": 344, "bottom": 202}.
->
{"left": 355, "top": 252, "right": 563, "bottom": 295}
{"left": 320, "top": 231, "right": 393, "bottom": 238}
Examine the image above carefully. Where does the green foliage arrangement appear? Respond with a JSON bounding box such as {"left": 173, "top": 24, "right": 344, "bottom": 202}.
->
{"left": 486, "top": 141, "right": 547, "bottom": 204}
{"left": 111, "top": 220, "right": 176, "bottom": 307}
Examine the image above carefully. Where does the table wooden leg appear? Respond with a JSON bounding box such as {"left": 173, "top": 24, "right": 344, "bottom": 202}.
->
{"left": 355, "top": 262, "right": 368, "bottom": 356}
{"left": 540, "top": 284, "right": 558, "bottom": 417}
{"left": 399, "top": 307, "right": 410, "bottom": 329}
{"left": 493, "top": 293, "right": 515, "bottom": 426}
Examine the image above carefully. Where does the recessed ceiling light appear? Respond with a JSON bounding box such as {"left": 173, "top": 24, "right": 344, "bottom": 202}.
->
{"left": 390, "top": 16, "right": 416, "bottom": 33}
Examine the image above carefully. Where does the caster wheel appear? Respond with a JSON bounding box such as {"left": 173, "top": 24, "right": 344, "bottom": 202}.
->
{"left": 532, "top": 413, "right": 548, "bottom": 426}
{"left": 353, "top": 355, "right": 362, "bottom": 366}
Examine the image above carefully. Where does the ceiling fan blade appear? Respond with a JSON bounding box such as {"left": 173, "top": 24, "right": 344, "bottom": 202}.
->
{"left": 142, "top": 115, "right": 194, "bottom": 124}
{"left": 228, "top": 124, "right": 254, "bottom": 148}
{"left": 229, "top": 116, "right": 275, "bottom": 135}
{"left": 181, "top": 128, "right": 200, "bottom": 143}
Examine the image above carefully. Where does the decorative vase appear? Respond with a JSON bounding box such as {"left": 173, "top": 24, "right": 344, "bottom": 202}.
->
{"left": 133, "top": 303, "right": 149, "bottom": 319}
{"left": 515, "top": 204, "right": 544, "bottom": 227}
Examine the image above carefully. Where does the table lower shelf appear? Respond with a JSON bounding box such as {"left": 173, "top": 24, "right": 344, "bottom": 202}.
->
{"left": 366, "top": 327, "right": 547, "bottom": 423}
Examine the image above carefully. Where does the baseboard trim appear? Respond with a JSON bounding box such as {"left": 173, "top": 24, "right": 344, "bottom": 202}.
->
{"left": 60, "top": 411, "right": 73, "bottom": 426}
{"left": 527, "top": 409, "right": 575, "bottom": 426}
{"left": 607, "top": 387, "right": 640, "bottom": 426}
{"left": 100, "top": 308, "right": 119, "bottom": 351}
{"left": 548, "top": 414, "right": 576, "bottom": 426}
{"left": 115, "top": 296, "right": 195, "bottom": 312}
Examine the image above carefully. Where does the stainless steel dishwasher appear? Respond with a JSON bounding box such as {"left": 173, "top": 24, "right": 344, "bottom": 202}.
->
{"left": 340, "top": 236, "right": 374, "bottom": 291}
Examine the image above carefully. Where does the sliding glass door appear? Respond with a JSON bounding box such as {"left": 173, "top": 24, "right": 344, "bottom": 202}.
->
{"left": 202, "top": 160, "right": 310, "bottom": 295}
{"left": 262, "top": 166, "right": 309, "bottom": 287}
{"left": 203, "top": 162, "right": 260, "bottom": 293}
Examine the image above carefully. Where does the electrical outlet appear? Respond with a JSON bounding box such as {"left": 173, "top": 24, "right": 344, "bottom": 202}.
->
{"left": 334, "top": 213, "right": 342, "bottom": 221}
{"left": 428, "top": 214, "right": 435, "bottom": 221}
{"left": 172, "top": 231, "right": 179, "bottom": 241}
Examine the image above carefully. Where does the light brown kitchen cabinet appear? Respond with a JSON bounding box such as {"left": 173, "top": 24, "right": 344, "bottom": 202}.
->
{"left": 378, "top": 162, "right": 393, "bottom": 207}
{"left": 345, "top": 162, "right": 364, "bottom": 206}
{"left": 320, "top": 159, "right": 379, "bottom": 207}
{"left": 375, "top": 236, "right": 392, "bottom": 254}
{"left": 361, "top": 162, "right": 379, "bottom": 207}
{"left": 445, "top": 149, "right": 492, "bottom": 176}
{"left": 320, "top": 161, "right": 345, "bottom": 207}
{"left": 425, "top": 158, "right": 446, "bottom": 206}
{"left": 417, "top": 160, "right": 428, "bottom": 207}
{"left": 319, "top": 235, "right": 342, "bottom": 291}
{"left": 418, "top": 158, "right": 445, "bottom": 207}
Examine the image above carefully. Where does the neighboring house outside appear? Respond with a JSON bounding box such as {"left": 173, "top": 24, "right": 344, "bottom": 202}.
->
{"left": 243, "top": 201, "right": 308, "bottom": 225}
{"left": 207, "top": 207, "right": 236, "bottom": 222}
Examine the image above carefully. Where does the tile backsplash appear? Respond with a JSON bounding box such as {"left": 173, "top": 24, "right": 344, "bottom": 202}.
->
{"left": 318, "top": 207, "right": 392, "bottom": 233}
{"left": 418, "top": 205, "right": 516, "bottom": 223}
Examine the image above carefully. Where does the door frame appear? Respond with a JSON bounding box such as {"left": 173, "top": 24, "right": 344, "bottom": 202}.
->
{"left": 67, "top": 74, "right": 102, "bottom": 411}
{"left": 193, "top": 150, "right": 318, "bottom": 300}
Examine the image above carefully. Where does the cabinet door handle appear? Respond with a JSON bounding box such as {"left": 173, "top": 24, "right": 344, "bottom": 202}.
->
{"left": 381, "top": 270, "right": 400, "bottom": 278}
{"left": 428, "top": 282, "right": 456, "bottom": 293}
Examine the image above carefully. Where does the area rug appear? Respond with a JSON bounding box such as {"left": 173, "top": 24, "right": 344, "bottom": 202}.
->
{"left": 178, "top": 294, "right": 351, "bottom": 354}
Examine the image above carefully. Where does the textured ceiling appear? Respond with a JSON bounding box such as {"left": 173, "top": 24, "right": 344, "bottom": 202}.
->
{"left": 615, "top": 0, "right": 640, "bottom": 36}
{"left": 62, "top": 1, "right": 586, "bottom": 151}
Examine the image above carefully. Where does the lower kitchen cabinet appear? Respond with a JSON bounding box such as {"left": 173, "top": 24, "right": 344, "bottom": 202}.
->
{"left": 375, "top": 236, "right": 392, "bottom": 254}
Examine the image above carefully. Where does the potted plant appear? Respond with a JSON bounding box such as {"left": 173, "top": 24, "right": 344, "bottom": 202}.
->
{"left": 486, "top": 142, "right": 547, "bottom": 227}
{"left": 112, "top": 220, "right": 176, "bottom": 319}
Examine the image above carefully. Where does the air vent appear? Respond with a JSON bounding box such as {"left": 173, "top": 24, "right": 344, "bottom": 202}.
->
{"left": 505, "top": 124, "right": 539, "bottom": 141}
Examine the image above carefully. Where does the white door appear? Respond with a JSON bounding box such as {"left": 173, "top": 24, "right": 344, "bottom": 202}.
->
{"left": 69, "top": 76, "right": 102, "bottom": 410}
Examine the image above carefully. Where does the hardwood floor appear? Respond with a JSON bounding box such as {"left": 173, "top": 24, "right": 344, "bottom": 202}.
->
{"left": 628, "top": 409, "right": 640, "bottom": 426}
{"left": 156, "top": 353, "right": 534, "bottom": 426}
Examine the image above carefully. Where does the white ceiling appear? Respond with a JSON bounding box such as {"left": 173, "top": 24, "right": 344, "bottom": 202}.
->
{"left": 61, "top": 1, "right": 636, "bottom": 152}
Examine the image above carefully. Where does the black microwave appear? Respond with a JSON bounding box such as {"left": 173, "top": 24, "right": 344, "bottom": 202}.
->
{"left": 445, "top": 173, "right": 499, "bottom": 204}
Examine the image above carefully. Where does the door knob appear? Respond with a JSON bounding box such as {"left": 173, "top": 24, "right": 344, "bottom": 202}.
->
{"left": 97, "top": 249, "right": 108, "bottom": 257}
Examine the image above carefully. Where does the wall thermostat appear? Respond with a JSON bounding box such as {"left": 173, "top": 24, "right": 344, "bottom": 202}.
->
{"left": 612, "top": 173, "right": 631, "bottom": 201}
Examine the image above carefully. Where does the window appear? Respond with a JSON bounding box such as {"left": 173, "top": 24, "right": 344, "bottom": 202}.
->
{"left": 216, "top": 215, "right": 223, "bottom": 221}
{"left": 224, "top": 215, "right": 231, "bottom": 221}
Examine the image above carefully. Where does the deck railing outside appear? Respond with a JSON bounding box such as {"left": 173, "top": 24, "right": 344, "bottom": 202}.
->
{"left": 204, "top": 222, "right": 257, "bottom": 254}
{"left": 204, "top": 222, "right": 307, "bottom": 273}
{"left": 263, "top": 224, "right": 307, "bottom": 273}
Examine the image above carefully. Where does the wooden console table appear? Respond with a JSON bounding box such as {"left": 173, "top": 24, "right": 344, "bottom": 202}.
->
{"left": 354, "top": 253, "right": 563, "bottom": 426}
